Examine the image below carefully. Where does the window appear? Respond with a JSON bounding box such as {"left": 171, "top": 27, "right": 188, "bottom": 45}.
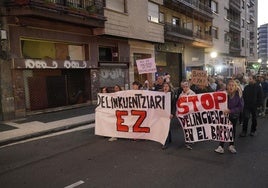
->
{"left": 21, "top": 39, "right": 85, "bottom": 60}
{"left": 172, "top": 17, "right": 180, "bottom": 26}
{"left": 242, "top": 0, "right": 245, "bottom": 9}
{"left": 242, "top": 19, "right": 245, "bottom": 28}
{"left": 159, "top": 12, "right": 164, "bottom": 23}
{"left": 211, "top": 1, "right": 218, "bottom": 13}
{"left": 242, "top": 38, "right": 245, "bottom": 47}
{"left": 106, "top": 0, "right": 126, "bottom": 13}
{"left": 148, "top": 2, "right": 159, "bottom": 23}
{"left": 224, "top": 31, "right": 230, "bottom": 42}
{"left": 212, "top": 27, "right": 218, "bottom": 39}
{"left": 99, "top": 46, "right": 119, "bottom": 61}
{"left": 99, "top": 47, "right": 112, "bottom": 61}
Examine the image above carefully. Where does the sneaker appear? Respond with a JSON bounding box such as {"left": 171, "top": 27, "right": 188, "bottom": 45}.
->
{"left": 250, "top": 132, "right": 256, "bottom": 136}
{"left": 214, "top": 146, "right": 224, "bottom": 154}
{"left": 228, "top": 145, "right": 237, "bottom": 154}
{"left": 108, "top": 137, "right": 117, "bottom": 142}
{"left": 239, "top": 132, "right": 247, "bottom": 137}
{"left": 185, "top": 144, "right": 192, "bottom": 150}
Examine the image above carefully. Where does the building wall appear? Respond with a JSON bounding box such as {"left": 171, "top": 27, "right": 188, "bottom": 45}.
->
{"left": 211, "top": 0, "right": 229, "bottom": 54}
{"left": 104, "top": 0, "right": 164, "bottom": 43}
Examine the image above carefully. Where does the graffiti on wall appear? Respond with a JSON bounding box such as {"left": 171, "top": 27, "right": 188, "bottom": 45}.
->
{"left": 13, "top": 59, "right": 94, "bottom": 69}
{"left": 24, "top": 59, "right": 88, "bottom": 69}
{"left": 100, "top": 68, "right": 126, "bottom": 87}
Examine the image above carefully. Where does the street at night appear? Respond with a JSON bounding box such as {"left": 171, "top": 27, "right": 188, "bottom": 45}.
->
{"left": 0, "top": 116, "right": 267, "bottom": 188}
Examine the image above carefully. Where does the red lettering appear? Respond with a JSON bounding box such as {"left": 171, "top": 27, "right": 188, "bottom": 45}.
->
{"left": 200, "top": 94, "right": 214, "bottom": 110}
{"left": 116, "top": 110, "right": 129, "bottom": 132}
{"left": 116, "top": 110, "right": 150, "bottom": 133}
{"left": 132, "top": 110, "right": 150, "bottom": 133}
{"left": 177, "top": 97, "right": 189, "bottom": 114}
{"left": 213, "top": 92, "right": 226, "bottom": 109}
{"left": 188, "top": 96, "right": 199, "bottom": 112}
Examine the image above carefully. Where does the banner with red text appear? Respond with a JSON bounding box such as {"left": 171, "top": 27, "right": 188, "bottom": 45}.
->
{"left": 95, "top": 90, "right": 171, "bottom": 145}
{"left": 176, "top": 91, "right": 233, "bottom": 143}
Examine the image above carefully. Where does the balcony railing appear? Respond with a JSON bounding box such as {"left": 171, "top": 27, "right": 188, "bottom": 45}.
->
{"left": 165, "top": 22, "right": 212, "bottom": 42}
{"left": 229, "top": 0, "right": 241, "bottom": 11}
{"left": 230, "top": 41, "right": 241, "bottom": 52}
{"left": 4, "top": 0, "right": 105, "bottom": 17}
{"left": 165, "top": 22, "right": 193, "bottom": 38}
{"left": 180, "top": 0, "right": 212, "bottom": 14}
{"left": 164, "top": 0, "right": 213, "bottom": 19}
{"left": 230, "top": 20, "right": 241, "bottom": 31}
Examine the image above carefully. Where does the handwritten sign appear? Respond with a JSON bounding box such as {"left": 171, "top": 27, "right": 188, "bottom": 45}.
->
{"left": 95, "top": 90, "right": 171, "bottom": 145}
{"left": 191, "top": 70, "right": 208, "bottom": 86}
{"left": 177, "top": 91, "right": 233, "bottom": 143}
{"left": 136, "top": 58, "right": 157, "bottom": 74}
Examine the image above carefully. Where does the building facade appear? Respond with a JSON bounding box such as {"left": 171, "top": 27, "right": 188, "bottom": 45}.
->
{"left": 0, "top": 0, "right": 108, "bottom": 120}
{"left": 205, "top": 0, "right": 258, "bottom": 77}
{"left": 0, "top": 0, "right": 259, "bottom": 120}
{"left": 258, "top": 23, "right": 268, "bottom": 73}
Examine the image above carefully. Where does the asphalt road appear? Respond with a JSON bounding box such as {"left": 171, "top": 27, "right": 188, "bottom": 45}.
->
{"left": 0, "top": 117, "right": 267, "bottom": 188}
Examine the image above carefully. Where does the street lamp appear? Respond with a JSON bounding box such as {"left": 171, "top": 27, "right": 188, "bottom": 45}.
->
{"left": 210, "top": 51, "right": 218, "bottom": 59}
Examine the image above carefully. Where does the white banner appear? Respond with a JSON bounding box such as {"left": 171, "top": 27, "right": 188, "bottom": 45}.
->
{"left": 136, "top": 58, "right": 157, "bottom": 74}
{"left": 95, "top": 90, "right": 171, "bottom": 145}
{"left": 176, "top": 91, "right": 233, "bottom": 143}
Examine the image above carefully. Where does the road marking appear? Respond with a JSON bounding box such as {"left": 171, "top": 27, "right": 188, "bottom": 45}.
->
{"left": 0, "top": 124, "right": 95, "bottom": 148}
{"left": 64, "top": 180, "right": 85, "bottom": 188}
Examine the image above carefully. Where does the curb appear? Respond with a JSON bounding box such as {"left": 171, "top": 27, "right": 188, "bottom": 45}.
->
{"left": 0, "top": 120, "right": 95, "bottom": 147}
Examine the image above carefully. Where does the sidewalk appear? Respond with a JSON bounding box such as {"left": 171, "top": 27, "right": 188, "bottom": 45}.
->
{"left": 0, "top": 105, "right": 96, "bottom": 146}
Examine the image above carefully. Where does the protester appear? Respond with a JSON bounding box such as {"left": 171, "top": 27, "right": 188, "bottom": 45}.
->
{"left": 240, "top": 75, "right": 263, "bottom": 137}
{"left": 163, "top": 72, "right": 171, "bottom": 83}
{"left": 193, "top": 84, "right": 214, "bottom": 94}
{"left": 154, "top": 76, "right": 164, "bottom": 91}
{"left": 142, "top": 80, "right": 150, "bottom": 90}
{"left": 108, "top": 84, "right": 122, "bottom": 142}
{"left": 113, "top": 84, "right": 122, "bottom": 92}
{"left": 161, "top": 82, "right": 176, "bottom": 149}
{"left": 100, "top": 86, "right": 109, "bottom": 93}
{"left": 208, "top": 77, "right": 217, "bottom": 91}
{"left": 214, "top": 79, "right": 244, "bottom": 154}
{"left": 178, "top": 80, "right": 196, "bottom": 150}
{"left": 132, "top": 81, "right": 142, "bottom": 90}
{"left": 259, "top": 75, "right": 268, "bottom": 116}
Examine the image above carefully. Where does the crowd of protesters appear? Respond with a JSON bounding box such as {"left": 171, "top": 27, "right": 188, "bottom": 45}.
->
{"left": 98, "top": 71, "right": 268, "bottom": 153}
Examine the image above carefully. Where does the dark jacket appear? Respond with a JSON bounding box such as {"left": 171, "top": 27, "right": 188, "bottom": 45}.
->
{"left": 228, "top": 91, "right": 244, "bottom": 117}
{"left": 243, "top": 83, "right": 263, "bottom": 108}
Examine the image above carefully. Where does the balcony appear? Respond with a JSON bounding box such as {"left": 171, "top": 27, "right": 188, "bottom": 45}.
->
{"left": 229, "top": 41, "right": 241, "bottom": 55}
{"left": 164, "top": 0, "right": 213, "bottom": 21}
{"left": 3, "top": 0, "right": 106, "bottom": 28}
{"left": 229, "top": 0, "right": 241, "bottom": 12}
{"left": 230, "top": 20, "right": 241, "bottom": 31}
{"left": 164, "top": 22, "right": 212, "bottom": 47}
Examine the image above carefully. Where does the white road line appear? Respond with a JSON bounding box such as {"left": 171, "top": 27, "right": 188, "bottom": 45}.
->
{"left": 0, "top": 124, "right": 95, "bottom": 148}
{"left": 64, "top": 180, "right": 85, "bottom": 188}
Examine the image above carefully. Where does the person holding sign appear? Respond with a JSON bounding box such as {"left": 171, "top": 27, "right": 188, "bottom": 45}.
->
{"left": 162, "top": 82, "right": 176, "bottom": 149}
{"left": 178, "top": 81, "right": 196, "bottom": 150}
{"left": 214, "top": 79, "right": 244, "bottom": 154}
{"left": 108, "top": 84, "right": 122, "bottom": 142}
